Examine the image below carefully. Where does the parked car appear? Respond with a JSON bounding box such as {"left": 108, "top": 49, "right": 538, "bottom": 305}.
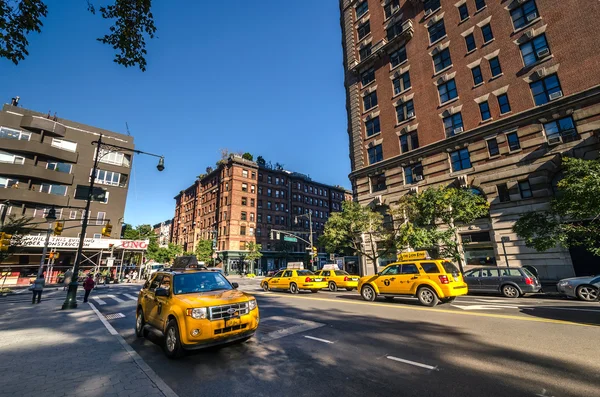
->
{"left": 557, "top": 275, "right": 600, "bottom": 301}
{"left": 463, "top": 266, "right": 541, "bottom": 298}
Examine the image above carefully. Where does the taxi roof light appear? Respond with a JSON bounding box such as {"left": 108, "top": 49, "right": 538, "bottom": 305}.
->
{"left": 397, "top": 251, "right": 431, "bottom": 261}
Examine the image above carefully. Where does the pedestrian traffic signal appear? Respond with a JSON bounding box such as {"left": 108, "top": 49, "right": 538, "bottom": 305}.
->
{"left": 53, "top": 221, "right": 64, "bottom": 236}
{"left": 0, "top": 232, "right": 12, "bottom": 251}
{"left": 102, "top": 223, "right": 113, "bottom": 237}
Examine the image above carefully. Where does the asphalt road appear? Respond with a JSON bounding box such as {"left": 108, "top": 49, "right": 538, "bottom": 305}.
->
{"left": 4, "top": 280, "right": 600, "bottom": 397}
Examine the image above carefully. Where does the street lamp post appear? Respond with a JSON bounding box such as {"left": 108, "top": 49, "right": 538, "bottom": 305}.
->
{"left": 294, "top": 210, "right": 315, "bottom": 270}
{"left": 37, "top": 207, "right": 56, "bottom": 278}
{"left": 62, "top": 134, "right": 164, "bottom": 310}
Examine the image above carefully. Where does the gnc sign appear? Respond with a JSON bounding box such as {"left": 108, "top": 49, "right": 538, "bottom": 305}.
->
{"left": 121, "top": 240, "right": 149, "bottom": 249}
{"left": 17, "top": 236, "right": 150, "bottom": 251}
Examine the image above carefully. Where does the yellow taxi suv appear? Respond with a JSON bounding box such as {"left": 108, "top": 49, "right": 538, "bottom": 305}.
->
{"left": 261, "top": 269, "right": 327, "bottom": 293}
{"left": 136, "top": 269, "right": 259, "bottom": 359}
{"left": 314, "top": 269, "right": 360, "bottom": 291}
{"left": 357, "top": 251, "right": 468, "bottom": 307}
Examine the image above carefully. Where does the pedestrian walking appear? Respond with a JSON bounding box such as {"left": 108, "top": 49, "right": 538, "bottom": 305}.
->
{"left": 31, "top": 274, "right": 45, "bottom": 304}
{"left": 131, "top": 270, "right": 138, "bottom": 281}
{"left": 83, "top": 274, "right": 95, "bottom": 303}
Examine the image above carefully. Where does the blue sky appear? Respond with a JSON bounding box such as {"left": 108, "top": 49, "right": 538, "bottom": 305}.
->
{"left": 1, "top": 0, "right": 350, "bottom": 227}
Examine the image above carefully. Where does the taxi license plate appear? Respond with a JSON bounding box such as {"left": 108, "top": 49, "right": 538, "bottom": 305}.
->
{"left": 227, "top": 317, "right": 241, "bottom": 327}
{"left": 314, "top": 278, "right": 323, "bottom": 282}
{"left": 352, "top": 278, "right": 358, "bottom": 281}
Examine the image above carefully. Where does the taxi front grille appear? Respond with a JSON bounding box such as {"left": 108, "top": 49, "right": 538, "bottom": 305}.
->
{"left": 208, "top": 302, "right": 249, "bottom": 321}
{"left": 214, "top": 324, "right": 248, "bottom": 335}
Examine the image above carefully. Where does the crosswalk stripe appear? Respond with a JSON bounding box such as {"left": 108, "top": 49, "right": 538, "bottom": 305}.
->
{"left": 124, "top": 294, "right": 138, "bottom": 300}
{"left": 106, "top": 294, "right": 125, "bottom": 303}
{"left": 92, "top": 297, "right": 106, "bottom": 305}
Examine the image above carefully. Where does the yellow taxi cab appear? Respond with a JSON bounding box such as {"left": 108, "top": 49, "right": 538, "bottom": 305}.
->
{"left": 314, "top": 266, "right": 360, "bottom": 291}
{"left": 136, "top": 265, "right": 259, "bottom": 359}
{"left": 261, "top": 267, "right": 327, "bottom": 293}
{"left": 357, "top": 251, "right": 468, "bottom": 307}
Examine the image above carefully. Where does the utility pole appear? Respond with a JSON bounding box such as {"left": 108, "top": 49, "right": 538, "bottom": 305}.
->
{"left": 308, "top": 210, "right": 314, "bottom": 271}
{"left": 37, "top": 208, "right": 56, "bottom": 278}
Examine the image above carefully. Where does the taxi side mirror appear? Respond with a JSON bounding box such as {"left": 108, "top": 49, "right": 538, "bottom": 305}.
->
{"left": 155, "top": 288, "right": 169, "bottom": 297}
{"left": 232, "top": 282, "right": 239, "bottom": 289}
{"left": 376, "top": 272, "right": 381, "bottom": 276}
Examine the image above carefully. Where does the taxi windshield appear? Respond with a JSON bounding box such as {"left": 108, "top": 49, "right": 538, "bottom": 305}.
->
{"left": 173, "top": 272, "right": 232, "bottom": 295}
{"left": 296, "top": 270, "right": 315, "bottom": 276}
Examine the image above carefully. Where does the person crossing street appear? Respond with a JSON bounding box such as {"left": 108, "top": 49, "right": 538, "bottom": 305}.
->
{"left": 83, "top": 274, "right": 95, "bottom": 303}
{"left": 31, "top": 274, "right": 45, "bottom": 304}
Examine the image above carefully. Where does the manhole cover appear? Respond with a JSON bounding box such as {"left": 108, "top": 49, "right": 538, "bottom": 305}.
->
{"left": 104, "top": 313, "right": 126, "bottom": 320}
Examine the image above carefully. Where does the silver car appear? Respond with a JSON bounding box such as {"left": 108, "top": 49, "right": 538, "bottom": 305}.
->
{"left": 464, "top": 266, "right": 542, "bottom": 298}
{"left": 557, "top": 275, "right": 600, "bottom": 301}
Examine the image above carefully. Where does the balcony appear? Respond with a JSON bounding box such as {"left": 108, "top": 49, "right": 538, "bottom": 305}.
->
{"left": 20, "top": 115, "right": 66, "bottom": 137}
{"left": 349, "top": 19, "right": 414, "bottom": 74}
{"left": 0, "top": 138, "right": 78, "bottom": 163}
{"left": 1, "top": 163, "right": 74, "bottom": 185}
{"left": 0, "top": 186, "right": 69, "bottom": 207}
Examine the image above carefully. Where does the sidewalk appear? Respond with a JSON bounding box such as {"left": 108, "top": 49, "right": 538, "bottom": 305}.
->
{"left": 0, "top": 300, "right": 176, "bottom": 397}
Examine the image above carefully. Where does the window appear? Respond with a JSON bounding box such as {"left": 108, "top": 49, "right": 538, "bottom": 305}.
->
{"left": 384, "top": 0, "right": 400, "bottom": 18}
{"left": 359, "top": 43, "right": 372, "bottom": 60}
{"left": 267, "top": 175, "right": 272, "bottom": 184}
{"left": 250, "top": 185, "right": 255, "bottom": 194}
{"left": 497, "top": 94, "right": 511, "bottom": 114}
{"left": 370, "top": 174, "right": 387, "bottom": 193}
{"left": 506, "top": 132, "right": 521, "bottom": 151}
{"left": 428, "top": 20, "right": 446, "bottom": 44}
{"left": 489, "top": 57, "right": 502, "bottom": 77}
{"left": 250, "top": 198, "right": 255, "bottom": 207}
{"left": 0, "top": 150, "right": 25, "bottom": 165}
{"left": 93, "top": 169, "right": 123, "bottom": 186}
{"left": 543, "top": 117, "right": 579, "bottom": 143}
{"left": 481, "top": 24, "right": 494, "bottom": 43}
{"left": 458, "top": 3, "right": 469, "bottom": 21}
{"left": 471, "top": 65, "right": 483, "bottom": 85}
{"left": 400, "top": 131, "right": 419, "bottom": 153}
{"left": 367, "top": 145, "right": 383, "bottom": 164}
{"left": 356, "top": 1, "right": 368, "bottom": 17}
{"left": 250, "top": 212, "right": 255, "bottom": 222}
{"left": 223, "top": 211, "right": 228, "bottom": 220}
{"left": 443, "top": 113, "right": 464, "bottom": 137}
{"left": 257, "top": 213, "right": 262, "bottom": 223}
{"left": 267, "top": 215, "right": 272, "bottom": 223}
{"left": 497, "top": 184, "right": 510, "bottom": 202}
{"left": 465, "top": 33, "right": 476, "bottom": 52}
{"left": 0, "top": 127, "right": 30, "bottom": 141}
{"left": 251, "top": 171, "right": 256, "bottom": 179}
{"left": 93, "top": 233, "right": 102, "bottom": 239}
{"left": 386, "top": 21, "right": 404, "bottom": 41}
{"left": 433, "top": 48, "right": 452, "bottom": 73}
{"left": 390, "top": 47, "right": 407, "bottom": 68}
{"left": 424, "top": 0, "right": 441, "bottom": 14}
{"left": 361, "top": 68, "right": 375, "bottom": 86}
{"left": 530, "top": 74, "right": 562, "bottom": 106}
{"left": 40, "top": 183, "right": 67, "bottom": 196}
{"left": 510, "top": 0, "right": 538, "bottom": 30}
{"left": 241, "top": 211, "right": 247, "bottom": 221}
{"left": 450, "top": 148, "right": 471, "bottom": 172}
{"left": 401, "top": 264, "right": 419, "bottom": 274}
{"left": 242, "top": 169, "right": 248, "bottom": 178}
{"left": 520, "top": 34, "right": 550, "bottom": 67}
{"left": 267, "top": 201, "right": 272, "bottom": 209}
{"left": 69, "top": 210, "right": 77, "bottom": 220}
{"left": 438, "top": 79, "right": 458, "bottom": 103}
{"left": 51, "top": 138, "right": 77, "bottom": 152}
{"left": 396, "top": 100, "right": 415, "bottom": 123}
{"left": 96, "top": 211, "right": 106, "bottom": 225}
{"left": 475, "top": 0, "right": 486, "bottom": 11}
{"left": 358, "top": 21, "right": 370, "bottom": 40}
{"left": 519, "top": 180, "right": 532, "bottom": 199}
{"left": 479, "top": 101, "right": 492, "bottom": 121}
{"left": 267, "top": 188, "right": 272, "bottom": 197}
{"left": 393, "top": 72, "right": 411, "bottom": 95}
{"left": 404, "top": 163, "right": 423, "bottom": 184}
{"left": 363, "top": 91, "right": 378, "bottom": 111}
{"left": 365, "top": 117, "right": 380, "bottom": 137}
{"left": 421, "top": 262, "right": 441, "bottom": 274}
{"left": 240, "top": 226, "right": 246, "bottom": 236}
{"left": 249, "top": 227, "right": 254, "bottom": 236}
{"left": 97, "top": 147, "right": 130, "bottom": 167}
{"left": 486, "top": 137, "right": 499, "bottom": 156}
{"left": 241, "top": 183, "right": 248, "bottom": 192}
{"left": 241, "top": 197, "right": 248, "bottom": 206}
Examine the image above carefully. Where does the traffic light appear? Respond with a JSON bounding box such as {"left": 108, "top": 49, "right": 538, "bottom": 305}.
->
{"left": 0, "top": 232, "right": 12, "bottom": 252}
{"left": 53, "top": 221, "right": 64, "bottom": 236}
{"left": 102, "top": 222, "right": 113, "bottom": 237}
{"left": 312, "top": 247, "right": 318, "bottom": 258}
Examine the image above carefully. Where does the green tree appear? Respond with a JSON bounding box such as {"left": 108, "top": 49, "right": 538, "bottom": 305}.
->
{"left": 1, "top": 0, "right": 155, "bottom": 71}
{"left": 392, "top": 187, "right": 489, "bottom": 272}
{"left": 320, "top": 201, "right": 395, "bottom": 274}
{"left": 245, "top": 242, "right": 263, "bottom": 272}
{"left": 242, "top": 152, "right": 253, "bottom": 161}
{"left": 513, "top": 157, "right": 600, "bottom": 255}
{"left": 0, "top": 215, "right": 36, "bottom": 287}
{"left": 256, "top": 156, "right": 266, "bottom": 166}
{"left": 194, "top": 239, "right": 213, "bottom": 263}
{"left": 151, "top": 243, "right": 183, "bottom": 264}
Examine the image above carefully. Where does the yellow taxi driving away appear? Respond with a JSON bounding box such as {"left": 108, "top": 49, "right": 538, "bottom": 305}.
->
{"left": 136, "top": 267, "right": 259, "bottom": 359}
{"left": 357, "top": 251, "right": 468, "bottom": 307}
{"left": 261, "top": 268, "right": 328, "bottom": 293}
{"left": 314, "top": 267, "right": 360, "bottom": 291}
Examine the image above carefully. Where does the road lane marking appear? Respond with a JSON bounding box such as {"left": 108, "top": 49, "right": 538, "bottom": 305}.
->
{"left": 386, "top": 356, "right": 438, "bottom": 371}
{"left": 304, "top": 335, "right": 334, "bottom": 344}
{"left": 252, "top": 292, "right": 597, "bottom": 327}
{"left": 106, "top": 294, "right": 125, "bottom": 303}
{"left": 258, "top": 316, "right": 325, "bottom": 342}
{"left": 92, "top": 297, "right": 106, "bottom": 305}
{"left": 452, "top": 304, "right": 520, "bottom": 310}
{"left": 124, "top": 294, "right": 138, "bottom": 300}
{"left": 522, "top": 306, "right": 600, "bottom": 313}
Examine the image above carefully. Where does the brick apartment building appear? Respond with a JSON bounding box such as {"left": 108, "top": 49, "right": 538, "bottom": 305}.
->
{"left": 171, "top": 155, "right": 348, "bottom": 273}
{"left": 340, "top": 0, "right": 600, "bottom": 280}
{"left": 153, "top": 219, "right": 172, "bottom": 247}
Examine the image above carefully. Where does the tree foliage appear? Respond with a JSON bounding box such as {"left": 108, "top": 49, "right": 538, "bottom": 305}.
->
{"left": 513, "top": 157, "right": 600, "bottom": 255}
{"left": 194, "top": 239, "right": 213, "bottom": 263}
{"left": 245, "top": 242, "right": 263, "bottom": 263}
{"left": 242, "top": 152, "right": 253, "bottom": 161}
{"left": 256, "top": 156, "right": 266, "bottom": 166}
{"left": 150, "top": 243, "right": 182, "bottom": 264}
{"left": 0, "top": 215, "right": 36, "bottom": 264}
{"left": 1, "top": 0, "right": 156, "bottom": 71}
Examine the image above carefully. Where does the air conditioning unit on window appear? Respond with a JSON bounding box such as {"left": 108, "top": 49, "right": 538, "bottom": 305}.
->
{"left": 454, "top": 127, "right": 464, "bottom": 134}
{"left": 415, "top": 175, "right": 424, "bottom": 181}
{"left": 526, "top": 12, "right": 538, "bottom": 22}
{"left": 549, "top": 90, "right": 563, "bottom": 100}
{"left": 407, "top": 110, "right": 415, "bottom": 118}
{"left": 547, "top": 135, "right": 562, "bottom": 146}
{"left": 536, "top": 48, "right": 550, "bottom": 58}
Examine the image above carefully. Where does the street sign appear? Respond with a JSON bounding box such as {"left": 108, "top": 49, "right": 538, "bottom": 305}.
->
{"left": 106, "top": 257, "right": 115, "bottom": 267}
{"left": 283, "top": 236, "right": 297, "bottom": 242}
{"left": 329, "top": 254, "right": 335, "bottom": 261}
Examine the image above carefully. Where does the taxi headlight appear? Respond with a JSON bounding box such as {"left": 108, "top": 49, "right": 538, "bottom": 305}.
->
{"left": 248, "top": 299, "right": 257, "bottom": 311}
{"left": 188, "top": 308, "right": 207, "bottom": 319}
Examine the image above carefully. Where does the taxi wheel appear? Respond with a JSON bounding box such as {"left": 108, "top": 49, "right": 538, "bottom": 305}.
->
{"left": 135, "top": 309, "right": 145, "bottom": 338}
{"left": 328, "top": 282, "right": 338, "bottom": 292}
{"left": 417, "top": 286, "right": 439, "bottom": 307}
{"left": 164, "top": 319, "right": 185, "bottom": 359}
{"left": 290, "top": 283, "right": 299, "bottom": 294}
{"left": 361, "top": 285, "right": 376, "bottom": 302}
{"left": 262, "top": 282, "right": 270, "bottom": 292}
